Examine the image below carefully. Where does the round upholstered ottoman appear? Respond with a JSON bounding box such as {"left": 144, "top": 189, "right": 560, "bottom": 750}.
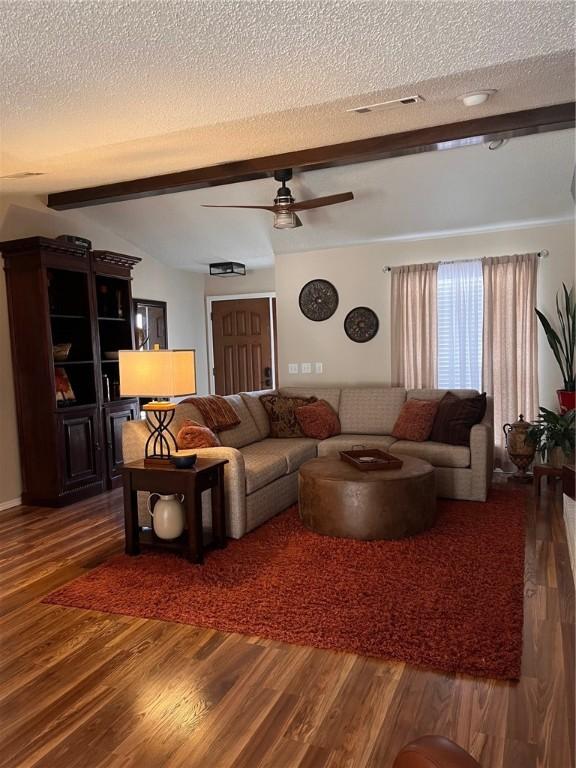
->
{"left": 298, "top": 455, "right": 436, "bottom": 540}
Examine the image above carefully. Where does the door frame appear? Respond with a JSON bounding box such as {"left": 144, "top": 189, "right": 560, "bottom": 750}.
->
{"left": 205, "top": 292, "right": 277, "bottom": 395}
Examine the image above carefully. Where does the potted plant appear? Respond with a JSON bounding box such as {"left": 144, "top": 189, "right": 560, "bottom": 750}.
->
{"left": 527, "top": 407, "right": 575, "bottom": 467}
{"left": 535, "top": 283, "right": 575, "bottom": 411}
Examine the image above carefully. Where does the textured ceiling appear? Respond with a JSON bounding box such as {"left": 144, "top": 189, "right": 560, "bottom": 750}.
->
{"left": 0, "top": 0, "right": 574, "bottom": 196}
{"left": 73, "top": 129, "right": 575, "bottom": 270}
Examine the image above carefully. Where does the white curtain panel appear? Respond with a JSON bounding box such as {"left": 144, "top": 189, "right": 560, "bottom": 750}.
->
{"left": 482, "top": 253, "right": 539, "bottom": 468}
{"left": 391, "top": 262, "right": 438, "bottom": 388}
{"left": 437, "top": 260, "right": 483, "bottom": 391}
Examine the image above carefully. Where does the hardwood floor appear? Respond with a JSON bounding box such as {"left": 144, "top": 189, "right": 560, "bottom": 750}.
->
{"left": 0, "top": 485, "right": 573, "bottom": 767}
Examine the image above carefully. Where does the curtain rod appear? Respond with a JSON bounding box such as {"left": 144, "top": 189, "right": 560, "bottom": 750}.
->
{"left": 381, "top": 250, "right": 549, "bottom": 273}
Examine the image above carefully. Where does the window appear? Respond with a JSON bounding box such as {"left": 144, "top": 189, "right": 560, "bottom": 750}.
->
{"left": 437, "top": 260, "right": 483, "bottom": 390}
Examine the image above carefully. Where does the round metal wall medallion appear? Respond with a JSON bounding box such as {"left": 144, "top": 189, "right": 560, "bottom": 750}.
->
{"left": 344, "top": 306, "right": 379, "bottom": 343}
{"left": 298, "top": 279, "right": 339, "bottom": 321}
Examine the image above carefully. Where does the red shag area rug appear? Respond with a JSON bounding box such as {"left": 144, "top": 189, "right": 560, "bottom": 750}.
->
{"left": 44, "top": 490, "right": 525, "bottom": 679}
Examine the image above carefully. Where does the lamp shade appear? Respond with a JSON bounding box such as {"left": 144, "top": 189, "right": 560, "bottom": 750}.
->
{"left": 119, "top": 349, "right": 196, "bottom": 398}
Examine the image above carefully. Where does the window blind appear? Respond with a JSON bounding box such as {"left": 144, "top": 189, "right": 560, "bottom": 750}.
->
{"left": 437, "top": 260, "right": 483, "bottom": 390}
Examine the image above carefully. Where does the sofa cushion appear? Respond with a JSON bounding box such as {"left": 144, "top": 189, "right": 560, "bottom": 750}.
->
{"left": 240, "top": 389, "right": 276, "bottom": 439}
{"left": 280, "top": 387, "right": 342, "bottom": 411}
{"left": 260, "top": 394, "right": 317, "bottom": 438}
{"left": 391, "top": 440, "right": 470, "bottom": 468}
{"left": 173, "top": 401, "right": 206, "bottom": 432}
{"left": 217, "top": 394, "right": 262, "bottom": 448}
{"left": 392, "top": 398, "right": 439, "bottom": 442}
{"left": 339, "top": 387, "right": 406, "bottom": 435}
{"left": 260, "top": 438, "right": 319, "bottom": 473}
{"left": 429, "top": 392, "right": 487, "bottom": 446}
{"left": 317, "top": 434, "right": 398, "bottom": 457}
{"left": 239, "top": 442, "right": 288, "bottom": 494}
{"left": 295, "top": 400, "right": 341, "bottom": 440}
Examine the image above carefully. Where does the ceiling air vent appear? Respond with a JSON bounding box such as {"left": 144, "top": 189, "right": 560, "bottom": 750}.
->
{"left": 0, "top": 171, "right": 45, "bottom": 179}
{"left": 346, "top": 95, "right": 425, "bottom": 114}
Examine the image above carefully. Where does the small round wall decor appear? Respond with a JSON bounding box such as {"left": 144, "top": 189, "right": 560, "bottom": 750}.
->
{"left": 298, "top": 279, "right": 339, "bottom": 322}
{"left": 344, "top": 306, "right": 379, "bottom": 343}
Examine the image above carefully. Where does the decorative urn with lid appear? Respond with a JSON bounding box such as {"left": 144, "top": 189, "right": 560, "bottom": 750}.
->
{"left": 503, "top": 414, "right": 536, "bottom": 481}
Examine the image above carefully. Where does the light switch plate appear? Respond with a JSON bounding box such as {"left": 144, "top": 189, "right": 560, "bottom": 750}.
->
{"left": 288, "top": 363, "right": 299, "bottom": 374}
{"left": 301, "top": 362, "right": 312, "bottom": 374}
{"left": 315, "top": 362, "right": 323, "bottom": 374}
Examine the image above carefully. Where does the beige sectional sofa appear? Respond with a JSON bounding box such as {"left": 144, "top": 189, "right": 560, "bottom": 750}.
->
{"left": 122, "top": 386, "right": 494, "bottom": 540}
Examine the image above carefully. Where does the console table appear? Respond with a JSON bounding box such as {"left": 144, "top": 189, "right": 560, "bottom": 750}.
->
{"left": 533, "top": 463, "right": 563, "bottom": 496}
{"left": 120, "top": 457, "right": 228, "bottom": 563}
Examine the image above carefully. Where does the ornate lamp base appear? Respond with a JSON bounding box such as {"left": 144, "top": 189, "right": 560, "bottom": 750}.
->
{"left": 143, "top": 401, "right": 177, "bottom": 465}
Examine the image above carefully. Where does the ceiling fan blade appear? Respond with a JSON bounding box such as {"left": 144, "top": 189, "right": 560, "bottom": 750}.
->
{"left": 290, "top": 192, "right": 354, "bottom": 211}
{"left": 201, "top": 204, "right": 276, "bottom": 211}
{"left": 294, "top": 214, "right": 303, "bottom": 227}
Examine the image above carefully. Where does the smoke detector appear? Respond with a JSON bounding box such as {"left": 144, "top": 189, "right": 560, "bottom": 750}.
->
{"left": 347, "top": 95, "right": 425, "bottom": 114}
{"left": 459, "top": 90, "right": 497, "bottom": 107}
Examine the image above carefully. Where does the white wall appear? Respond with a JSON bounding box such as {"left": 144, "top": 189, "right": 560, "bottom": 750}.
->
{"left": 276, "top": 220, "right": 575, "bottom": 411}
{"left": 0, "top": 195, "right": 209, "bottom": 506}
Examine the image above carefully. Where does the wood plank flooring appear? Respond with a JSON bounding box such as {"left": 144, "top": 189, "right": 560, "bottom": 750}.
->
{"left": 0, "top": 485, "right": 573, "bottom": 767}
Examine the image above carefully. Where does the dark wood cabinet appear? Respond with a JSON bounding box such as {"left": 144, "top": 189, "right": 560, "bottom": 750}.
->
{"left": 58, "top": 407, "right": 103, "bottom": 494}
{"left": 1, "top": 236, "right": 141, "bottom": 506}
{"left": 103, "top": 400, "right": 139, "bottom": 489}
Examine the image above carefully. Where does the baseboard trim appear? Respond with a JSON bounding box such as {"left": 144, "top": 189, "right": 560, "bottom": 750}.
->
{"left": 0, "top": 497, "right": 22, "bottom": 512}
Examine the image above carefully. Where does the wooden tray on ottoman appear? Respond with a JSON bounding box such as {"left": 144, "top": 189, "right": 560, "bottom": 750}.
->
{"left": 340, "top": 449, "right": 403, "bottom": 471}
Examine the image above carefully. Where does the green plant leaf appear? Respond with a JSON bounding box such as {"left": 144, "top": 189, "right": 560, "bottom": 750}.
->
{"left": 535, "top": 308, "right": 567, "bottom": 379}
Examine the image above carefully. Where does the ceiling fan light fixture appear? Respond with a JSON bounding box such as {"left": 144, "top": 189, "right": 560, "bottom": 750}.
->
{"left": 273, "top": 210, "right": 298, "bottom": 229}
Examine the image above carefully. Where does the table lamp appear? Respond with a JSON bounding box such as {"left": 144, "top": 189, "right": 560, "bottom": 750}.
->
{"left": 119, "top": 347, "right": 196, "bottom": 465}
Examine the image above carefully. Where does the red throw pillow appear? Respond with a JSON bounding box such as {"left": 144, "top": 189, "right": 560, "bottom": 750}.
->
{"left": 392, "top": 399, "right": 440, "bottom": 442}
{"left": 295, "top": 399, "right": 341, "bottom": 440}
{"left": 176, "top": 420, "right": 220, "bottom": 449}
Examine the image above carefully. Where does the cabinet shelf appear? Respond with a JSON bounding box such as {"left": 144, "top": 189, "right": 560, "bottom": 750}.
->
{"left": 53, "top": 360, "right": 94, "bottom": 366}
{"left": 51, "top": 313, "right": 88, "bottom": 320}
{"left": 55, "top": 402, "right": 97, "bottom": 412}
{"left": 98, "top": 316, "right": 128, "bottom": 322}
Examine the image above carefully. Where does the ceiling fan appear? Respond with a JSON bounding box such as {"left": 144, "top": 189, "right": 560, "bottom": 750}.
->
{"left": 201, "top": 169, "right": 354, "bottom": 229}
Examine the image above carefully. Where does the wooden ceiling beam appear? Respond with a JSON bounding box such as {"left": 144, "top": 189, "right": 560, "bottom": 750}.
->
{"left": 47, "top": 102, "right": 575, "bottom": 210}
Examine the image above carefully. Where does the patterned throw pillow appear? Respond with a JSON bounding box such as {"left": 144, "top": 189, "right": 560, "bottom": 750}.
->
{"left": 391, "top": 398, "right": 440, "bottom": 442}
{"left": 176, "top": 420, "right": 220, "bottom": 450}
{"left": 295, "top": 399, "right": 341, "bottom": 440}
{"left": 259, "top": 394, "right": 317, "bottom": 438}
{"left": 429, "top": 392, "right": 487, "bottom": 446}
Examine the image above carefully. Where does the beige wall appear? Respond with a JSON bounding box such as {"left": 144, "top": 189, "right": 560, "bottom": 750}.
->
{"left": 0, "top": 195, "right": 209, "bottom": 506}
{"left": 204, "top": 267, "right": 275, "bottom": 297}
{"left": 276, "top": 220, "right": 575, "bottom": 411}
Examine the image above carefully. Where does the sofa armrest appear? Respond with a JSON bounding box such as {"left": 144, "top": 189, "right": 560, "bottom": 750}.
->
{"left": 469, "top": 421, "right": 494, "bottom": 501}
{"left": 121, "top": 420, "right": 248, "bottom": 539}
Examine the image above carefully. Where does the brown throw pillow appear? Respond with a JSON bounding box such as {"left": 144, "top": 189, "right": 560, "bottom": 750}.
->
{"left": 429, "top": 392, "right": 487, "bottom": 446}
{"left": 176, "top": 420, "right": 220, "bottom": 449}
{"left": 295, "top": 399, "right": 341, "bottom": 440}
{"left": 392, "top": 398, "right": 440, "bottom": 442}
{"left": 260, "top": 394, "right": 317, "bottom": 438}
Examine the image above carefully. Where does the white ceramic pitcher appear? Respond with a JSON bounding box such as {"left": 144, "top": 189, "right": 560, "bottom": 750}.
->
{"left": 148, "top": 493, "right": 185, "bottom": 540}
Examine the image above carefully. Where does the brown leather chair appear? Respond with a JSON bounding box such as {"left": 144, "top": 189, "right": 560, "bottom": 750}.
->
{"left": 393, "top": 736, "right": 481, "bottom": 768}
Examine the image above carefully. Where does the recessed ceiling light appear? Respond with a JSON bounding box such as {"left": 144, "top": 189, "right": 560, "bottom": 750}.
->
{"left": 0, "top": 171, "right": 45, "bottom": 179}
{"left": 459, "top": 90, "right": 497, "bottom": 107}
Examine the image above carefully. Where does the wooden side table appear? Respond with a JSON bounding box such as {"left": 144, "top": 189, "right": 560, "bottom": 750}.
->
{"left": 533, "top": 463, "right": 563, "bottom": 496}
{"left": 119, "top": 457, "right": 228, "bottom": 563}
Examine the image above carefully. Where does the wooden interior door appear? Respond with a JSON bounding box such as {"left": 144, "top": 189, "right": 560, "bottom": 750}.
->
{"left": 211, "top": 298, "right": 274, "bottom": 395}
